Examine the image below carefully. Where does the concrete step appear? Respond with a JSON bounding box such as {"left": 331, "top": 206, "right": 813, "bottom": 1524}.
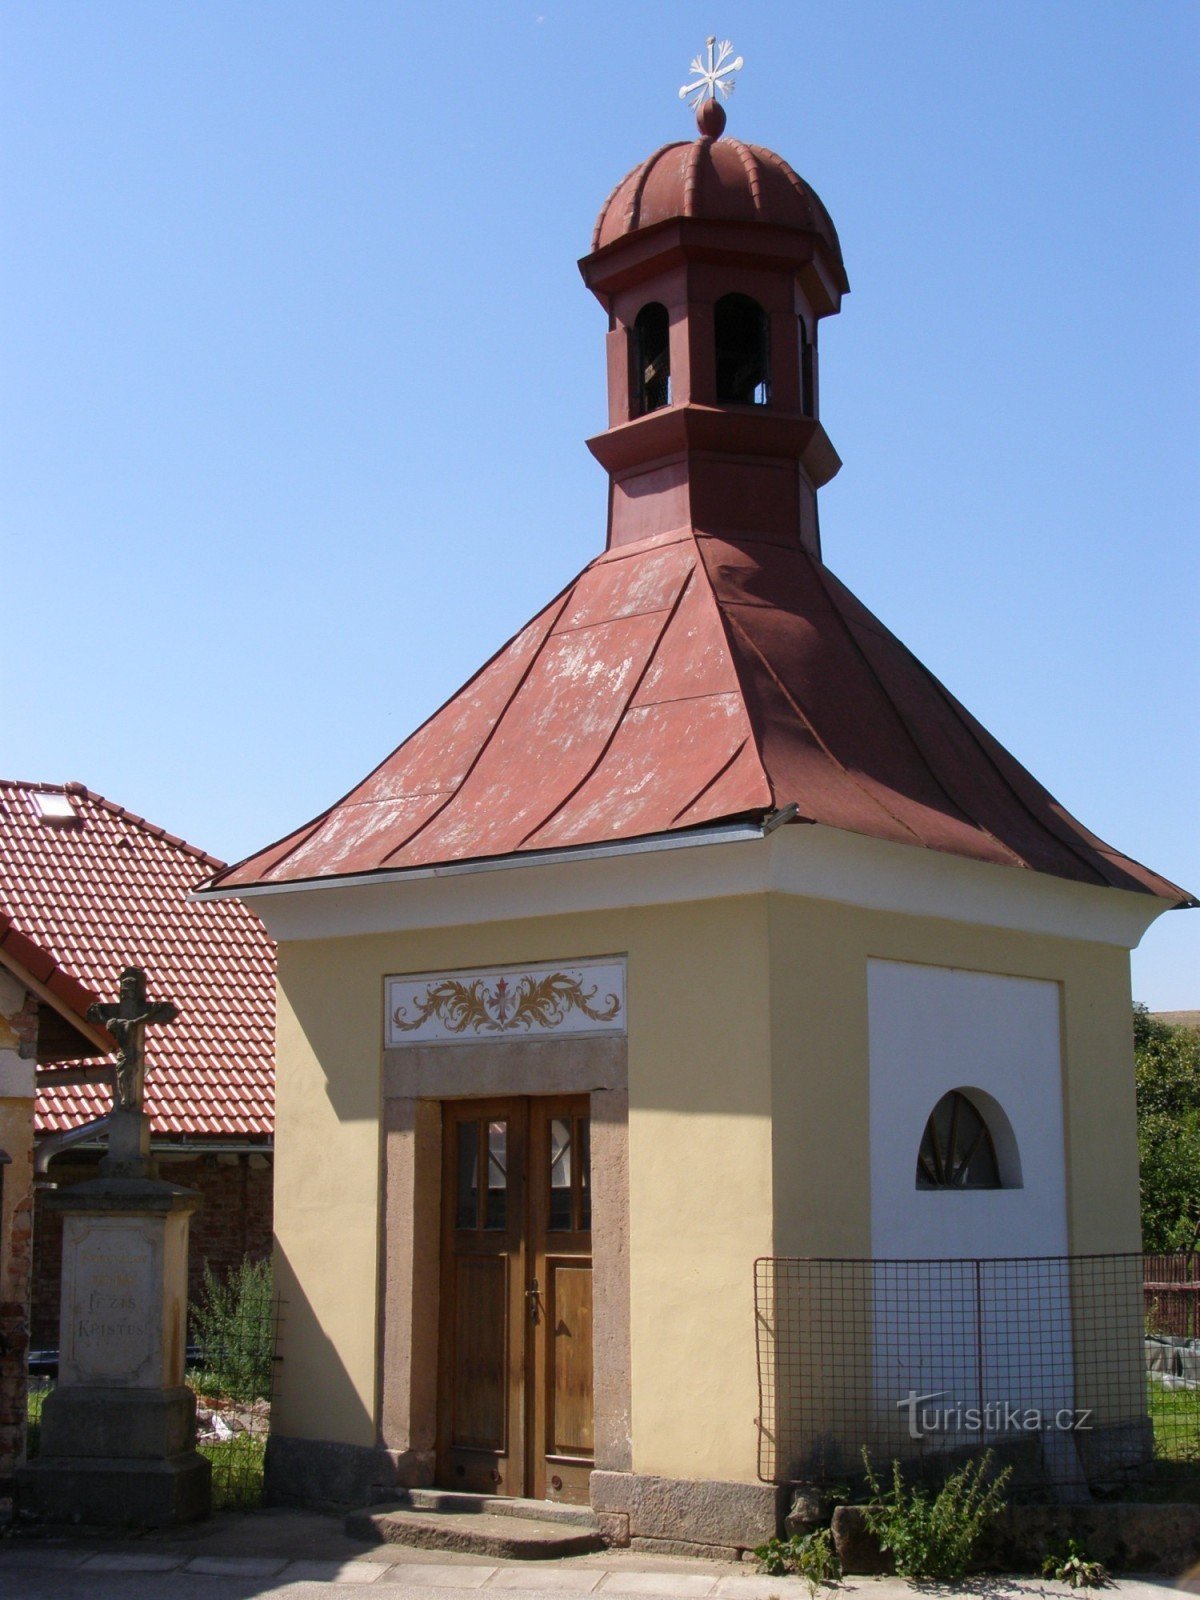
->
{"left": 399, "top": 1488, "right": 599, "bottom": 1529}
{"left": 345, "top": 1492, "right": 605, "bottom": 1561}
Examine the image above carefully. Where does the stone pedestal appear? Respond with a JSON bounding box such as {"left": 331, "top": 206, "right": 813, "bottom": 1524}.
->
{"left": 17, "top": 1176, "right": 211, "bottom": 1525}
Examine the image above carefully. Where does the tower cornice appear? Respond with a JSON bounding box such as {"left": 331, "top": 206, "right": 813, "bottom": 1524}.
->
{"left": 586, "top": 403, "right": 841, "bottom": 488}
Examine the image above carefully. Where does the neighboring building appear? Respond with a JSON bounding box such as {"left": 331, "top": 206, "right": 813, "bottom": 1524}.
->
{"left": 201, "top": 108, "right": 1192, "bottom": 1546}
{"left": 0, "top": 948, "right": 40, "bottom": 1496}
{"left": 0, "top": 781, "right": 275, "bottom": 1349}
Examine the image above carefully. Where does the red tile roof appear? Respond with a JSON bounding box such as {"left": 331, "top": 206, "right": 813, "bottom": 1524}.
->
{"left": 0, "top": 781, "right": 274, "bottom": 1138}
{"left": 208, "top": 531, "right": 1192, "bottom": 907}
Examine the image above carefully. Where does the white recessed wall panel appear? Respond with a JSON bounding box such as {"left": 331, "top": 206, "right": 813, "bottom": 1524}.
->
{"left": 867, "top": 959, "right": 1067, "bottom": 1260}
{"left": 866, "top": 961, "right": 1073, "bottom": 1465}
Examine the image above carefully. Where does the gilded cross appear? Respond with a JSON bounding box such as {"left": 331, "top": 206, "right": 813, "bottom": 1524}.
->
{"left": 87, "top": 966, "right": 178, "bottom": 1114}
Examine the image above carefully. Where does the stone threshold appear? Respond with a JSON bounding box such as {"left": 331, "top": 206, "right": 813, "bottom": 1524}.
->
{"left": 346, "top": 1492, "right": 605, "bottom": 1560}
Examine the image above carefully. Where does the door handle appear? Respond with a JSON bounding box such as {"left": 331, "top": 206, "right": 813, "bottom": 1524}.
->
{"left": 527, "top": 1278, "right": 541, "bottom": 1325}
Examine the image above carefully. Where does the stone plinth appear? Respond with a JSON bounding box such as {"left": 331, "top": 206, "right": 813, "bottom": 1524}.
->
{"left": 17, "top": 1177, "right": 211, "bottom": 1525}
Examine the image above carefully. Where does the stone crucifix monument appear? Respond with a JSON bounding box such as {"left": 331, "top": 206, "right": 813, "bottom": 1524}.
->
{"left": 17, "top": 967, "right": 211, "bottom": 1524}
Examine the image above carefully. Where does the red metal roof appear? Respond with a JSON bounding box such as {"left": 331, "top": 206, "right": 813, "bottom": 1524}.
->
{"left": 208, "top": 532, "right": 1191, "bottom": 907}
{"left": 0, "top": 781, "right": 274, "bottom": 1137}
{"left": 591, "top": 137, "right": 847, "bottom": 289}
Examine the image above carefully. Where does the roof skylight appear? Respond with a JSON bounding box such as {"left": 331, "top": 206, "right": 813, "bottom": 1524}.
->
{"left": 31, "top": 791, "right": 79, "bottom": 824}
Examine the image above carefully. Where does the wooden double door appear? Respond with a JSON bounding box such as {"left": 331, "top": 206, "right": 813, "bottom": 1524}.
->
{"left": 437, "top": 1096, "right": 594, "bottom": 1503}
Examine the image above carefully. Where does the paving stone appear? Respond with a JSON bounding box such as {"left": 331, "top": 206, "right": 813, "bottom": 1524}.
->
{"left": 184, "top": 1554, "right": 289, "bottom": 1576}
{"left": 80, "top": 1551, "right": 186, "bottom": 1572}
{"left": 282, "top": 1558, "right": 388, "bottom": 1583}
{"left": 597, "top": 1575, "right": 719, "bottom": 1596}
{"left": 0, "top": 1547, "right": 91, "bottom": 1569}
{"left": 714, "top": 1578, "right": 808, "bottom": 1597}
{"left": 382, "top": 1563, "right": 499, "bottom": 1587}
{"left": 486, "top": 1568, "right": 604, "bottom": 1591}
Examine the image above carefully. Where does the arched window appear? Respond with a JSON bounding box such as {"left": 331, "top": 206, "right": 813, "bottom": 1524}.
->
{"left": 633, "top": 302, "right": 670, "bottom": 414}
{"left": 916, "top": 1089, "right": 1003, "bottom": 1190}
{"left": 799, "top": 318, "right": 816, "bottom": 418}
{"left": 715, "top": 293, "right": 770, "bottom": 405}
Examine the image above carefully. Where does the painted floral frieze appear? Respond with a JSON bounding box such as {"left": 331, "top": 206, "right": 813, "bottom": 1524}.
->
{"left": 385, "top": 959, "right": 625, "bottom": 1047}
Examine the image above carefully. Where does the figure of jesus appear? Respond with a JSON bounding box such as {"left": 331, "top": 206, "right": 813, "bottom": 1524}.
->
{"left": 86, "top": 966, "right": 178, "bottom": 1114}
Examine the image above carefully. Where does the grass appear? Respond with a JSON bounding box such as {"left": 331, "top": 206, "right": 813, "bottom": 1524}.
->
{"left": 24, "top": 1379, "right": 268, "bottom": 1511}
{"left": 25, "top": 1381, "right": 51, "bottom": 1458}
{"left": 197, "top": 1432, "right": 267, "bottom": 1511}
{"left": 1147, "top": 1376, "right": 1200, "bottom": 1463}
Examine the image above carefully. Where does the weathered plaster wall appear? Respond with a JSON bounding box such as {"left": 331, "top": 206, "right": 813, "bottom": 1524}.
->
{"left": 272, "top": 896, "right": 774, "bottom": 1486}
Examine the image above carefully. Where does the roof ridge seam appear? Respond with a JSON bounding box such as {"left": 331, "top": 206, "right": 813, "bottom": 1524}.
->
{"left": 719, "top": 601, "right": 923, "bottom": 840}
{"left": 698, "top": 540, "right": 928, "bottom": 843}
{"left": 551, "top": 600, "right": 681, "bottom": 638}
{"left": 683, "top": 138, "right": 706, "bottom": 219}
{"left": 590, "top": 142, "right": 685, "bottom": 249}
{"left": 0, "top": 779, "right": 77, "bottom": 795}
{"left": 630, "top": 687, "right": 742, "bottom": 712}
{"left": 627, "top": 145, "right": 662, "bottom": 235}
{"left": 592, "top": 162, "right": 638, "bottom": 251}
{"left": 63, "top": 786, "right": 227, "bottom": 870}
{"left": 374, "top": 585, "right": 582, "bottom": 868}
{"left": 906, "top": 639, "right": 1122, "bottom": 891}
{"left": 734, "top": 140, "right": 765, "bottom": 214}
{"left": 211, "top": 577, "right": 586, "bottom": 888}
{"left": 595, "top": 530, "right": 695, "bottom": 563}
{"left": 752, "top": 143, "right": 810, "bottom": 211}
{"left": 801, "top": 560, "right": 1029, "bottom": 873}
{"left": 684, "top": 558, "right": 777, "bottom": 809}
{"left": 668, "top": 737, "right": 760, "bottom": 827}
{"left": 515, "top": 562, "right": 699, "bottom": 850}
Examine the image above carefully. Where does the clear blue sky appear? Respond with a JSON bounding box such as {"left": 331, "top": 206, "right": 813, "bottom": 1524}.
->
{"left": 2, "top": 2, "right": 1196, "bottom": 1006}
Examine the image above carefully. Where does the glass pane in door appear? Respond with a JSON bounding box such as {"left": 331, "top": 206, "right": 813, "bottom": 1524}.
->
{"left": 549, "top": 1117, "right": 572, "bottom": 1231}
{"left": 456, "top": 1120, "right": 479, "bottom": 1229}
{"left": 578, "top": 1117, "right": 591, "bottom": 1230}
{"left": 485, "top": 1120, "right": 508, "bottom": 1229}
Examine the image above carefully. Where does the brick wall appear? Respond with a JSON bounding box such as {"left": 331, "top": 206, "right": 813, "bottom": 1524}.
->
{"left": 0, "top": 1175, "right": 32, "bottom": 1483}
{"left": 0, "top": 978, "right": 37, "bottom": 1488}
{"left": 32, "top": 1148, "right": 273, "bottom": 1349}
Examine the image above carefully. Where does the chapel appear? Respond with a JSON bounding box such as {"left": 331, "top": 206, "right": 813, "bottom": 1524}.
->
{"left": 202, "top": 68, "right": 1191, "bottom": 1551}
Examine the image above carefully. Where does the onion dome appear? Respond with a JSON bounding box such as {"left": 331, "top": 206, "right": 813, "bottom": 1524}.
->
{"left": 591, "top": 136, "right": 849, "bottom": 293}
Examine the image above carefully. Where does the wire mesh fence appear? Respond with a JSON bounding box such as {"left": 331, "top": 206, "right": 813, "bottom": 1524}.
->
{"left": 188, "top": 1267, "right": 283, "bottom": 1511}
{"left": 23, "top": 1289, "right": 282, "bottom": 1511}
{"left": 1145, "top": 1253, "right": 1200, "bottom": 1341}
{"left": 755, "top": 1254, "right": 1200, "bottom": 1500}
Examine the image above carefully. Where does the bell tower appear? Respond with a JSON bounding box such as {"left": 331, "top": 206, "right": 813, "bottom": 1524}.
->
{"left": 578, "top": 55, "right": 849, "bottom": 560}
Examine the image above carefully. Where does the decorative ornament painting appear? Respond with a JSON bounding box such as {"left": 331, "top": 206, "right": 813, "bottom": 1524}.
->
{"left": 385, "top": 959, "right": 626, "bottom": 1046}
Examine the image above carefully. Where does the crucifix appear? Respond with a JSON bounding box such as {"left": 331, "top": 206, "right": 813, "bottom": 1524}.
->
{"left": 87, "top": 966, "right": 178, "bottom": 1115}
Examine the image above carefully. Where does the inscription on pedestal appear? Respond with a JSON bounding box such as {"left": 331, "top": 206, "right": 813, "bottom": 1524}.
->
{"left": 61, "top": 1220, "right": 159, "bottom": 1386}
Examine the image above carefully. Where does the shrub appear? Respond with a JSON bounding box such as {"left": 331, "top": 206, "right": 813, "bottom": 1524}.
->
{"left": 189, "top": 1255, "right": 274, "bottom": 1405}
{"left": 754, "top": 1530, "right": 841, "bottom": 1593}
{"left": 861, "top": 1450, "right": 1011, "bottom": 1581}
{"left": 1043, "top": 1540, "right": 1110, "bottom": 1590}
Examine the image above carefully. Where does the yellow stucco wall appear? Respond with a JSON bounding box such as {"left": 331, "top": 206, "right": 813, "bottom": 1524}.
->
{"left": 272, "top": 897, "right": 774, "bottom": 1480}
{"left": 270, "top": 884, "right": 1140, "bottom": 1484}
{"left": 767, "top": 897, "right": 1140, "bottom": 1257}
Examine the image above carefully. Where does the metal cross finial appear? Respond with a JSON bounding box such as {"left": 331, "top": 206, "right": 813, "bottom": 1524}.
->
{"left": 678, "top": 36, "right": 744, "bottom": 111}
{"left": 87, "top": 965, "right": 178, "bottom": 1115}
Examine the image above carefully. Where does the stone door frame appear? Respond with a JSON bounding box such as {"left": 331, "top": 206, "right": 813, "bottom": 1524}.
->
{"left": 378, "top": 1036, "right": 630, "bottom": 1490}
